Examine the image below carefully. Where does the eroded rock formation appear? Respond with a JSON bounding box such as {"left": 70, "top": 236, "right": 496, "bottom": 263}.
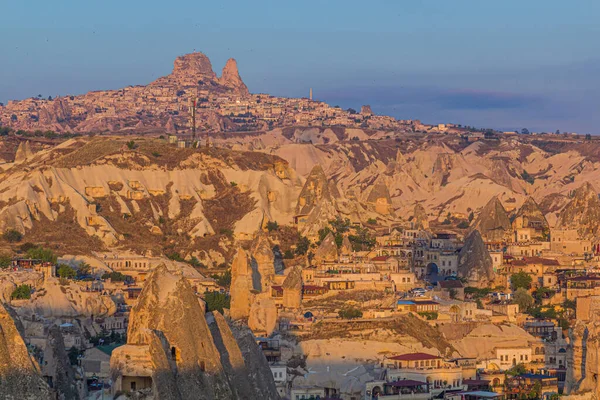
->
{"left": 557, "top": 182, "right": 600, "bottom": 239}
{"left": 471, "top": 196, "right": 511, "bottom": 242}
{"left": 110, "top": 265, "right": 278, "bottom": 399}
{"left": 229, "top": 248, "right": 254, "bottom": 320}
{"left": 0, "top": 303, "right": 52, "bottom": 400}
{"left": 458, "top": 230, "right": 495, "bottom": 287}
{"left": 219, "top": 58, "right": 249, "bottom": 97}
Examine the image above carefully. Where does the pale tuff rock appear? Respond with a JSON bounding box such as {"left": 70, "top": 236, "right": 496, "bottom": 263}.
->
{"left": 565, "top": 296, "right": 600, "bottom": 396}
{"left": 296, "top": 164, "right": 340, "bottom": 216}
{"left": 14, "top": 140, "right": 33, "bottom": 163}
{"left": 250, "top": 232, "right": 276, "bottom": 292}
{"left": 248, "top": 294, "right": 278, "bottom": 335}
{"left": 366, "top": 179, "right": 393, "bottom": 215}
{"left": 557, "top": 182, "right": 600, "bottom": 239}
{"left": 458, "top": 230, "right": 495, "bottom": 288}
{"left": 0, "top": 303, "right": 53, "bottom": 400}
{"left": 282, "top": 266, "right": 303, "bottom": 309}
{"left": 412, "top": 203, "right": 429, "bottom": 229}
{"left": 471, "top": 196, "right": 511, "bottom": 242}
{"left": 360, "top": 105, "right": 374, "bottom": 115}
{"left": 340, "top": 235, "right": 353, "bottom": 255}
{"left": 219, "top": 58, "right": 249, "bottom": 96}
{"left": 313, "top": 232, "right": 339, "bottom": 265}
{"left": 169, "top": 52, "right": 217, "bottom": 85}
{"left": 111, "top": 264, "right": 277, "bottom": 399}
{"left": 44, "top": 326, "right": 79, "bottom": 400}
{"left": 512, "top": 196, "right": 549, "bottom": 232}
{"left": 229, "top": 248, "right": 254, "bottom": 320}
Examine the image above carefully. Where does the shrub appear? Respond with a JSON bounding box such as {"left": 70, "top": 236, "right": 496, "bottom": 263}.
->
{"left": 165, "top": 251, "right": 184, "bottom": 262}
{"left": 367, "top": 218, "right": 377, "bottom": 225}
{"left": 230, "top": 181, "right": 237, "bottom": 187}
{"left": 266, "top": 221, "right": 279, "bottom": 232}
{"left": 210, "top": 270, "right": 231, "bottom": 288}
{"left": 338, "top": 306, "right": 363, "bottom": 319}
{"left": 513, "top": 288, "right": 534, "bottom": 312}
{"left": 418, "top": 311, "right": 438, "bottom": 320}
{"left": 0, "top": 253, "right": 11, "bottom": 269}
{"left": 26, "top": 247, "right": 57, "bottom": 264}
{"left": 151, "top": 151, "right": 161, "bottom": 157}
{"left": 126, "top": 140, "right": 136, "bottom": 150}
{"left": 3, "top": 229, "right": 23, "bottom": 243}
{"left": 57, "top": 264, "right": 76, "bottom": 279}
{"left": 204, "top": 291, "right": 230, "bottom": 313}
{"left": 283, "top": 249, "right": 294, "bottom": 259}
{"left": 101, "top": 271, "right": 129, "bottom": 282}
{"left": 457, "top": 221, "right": 470, "bottom": 229}
{"left": 295, "top": 236, "right": 310, "bottom": 255}
{"left": 11, "top": 284, "right": 31, "bottom": 299}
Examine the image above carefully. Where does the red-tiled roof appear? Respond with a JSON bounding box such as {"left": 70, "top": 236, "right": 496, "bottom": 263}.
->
{"left": 511, "top": 260, "right": 527, "bottom": 267}
{"left": 523, "top": 256, "right": 560, "bottom": 266}
{"left": 389, "top": 352, "right": 441, "bottom": 361}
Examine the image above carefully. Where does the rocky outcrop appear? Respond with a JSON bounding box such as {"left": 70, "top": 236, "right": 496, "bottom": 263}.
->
{"left": 296, "top": 165, "right": 340, "bottom": 216}
{"left": 219, "top": 59, "right": 249, "bottom": 96}
{"left": 229, "top": 248, "right": 254, "bottom": 320}
{"left": 0, "top": 303, "right": 53, "bottom": 400}
{"left": 14, "top": 141, "right": 32, "bottom": 163}
{"left": 313, "top": 232, "right": 339, "bottom": 265}
{"left": 366, "top": 179, "right": 392, "bottom": 215}
{"left": 250, "top": 233, "right": 275, "bottom": 292}
{"left": 360, "top": 105, "right": 373, "bottom": 115}
{"left": 471, "top": 196, "right": 511, "bottom": 242}
{"left": 557, "top": 182, "right": 600, "bottom": 239}
{"left": 565, "top": 296, "right": 600, "bottom": 396}
{"left": 167, "top": 52, "right": 217, "bottom": 86}
{"left": 458, "top": 230, "right": 495, "bottom": 288}
{"left": 282, "top": 266, "right": 303, "bottom": 309}
{"left": 45, "top": 326, "right": 79, "bottom": 400}
{"left": 248, "top": 295, "right": 278, "bottom": 335}
{"left": 412, "top": 203, "right": 429, "bottom": 229}
{"left": 111, "top": 265, "right": 278, "bottom": 399}
{"left": 340, "top": 235, "right": 353, "bottom": 255}
{"left": 209, "top": 311, "right": 279, "bottom": 400}
{"left": 512, "top": 197, "right": 549, "bottom": 233}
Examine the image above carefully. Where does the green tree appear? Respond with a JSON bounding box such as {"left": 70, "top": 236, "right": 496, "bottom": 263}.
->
{"left": 468, "top": 212, "right": 474, "bottom": 222}
{"left": 26, "top": 247, "right": 57, "bottom": 264}
{"left": 506, "top": 363, "right": 527, "bottom": 376}
{"left": 101, "top": 272, "right": 129, "bottom": 282}
{"left": 266, "top": 221, "right": 279, "bottom": 232}
{"left": 511, "top": 271, "right": 532, "bottom": 290}
{"left": 77, "top": 262, "right": 91, "bottom": 277}
{"left": 11, "top": 284, "right": 31, "bottom": 299}
{"left": 67, "top": 346, "right": 81, "bottom": 365}
{"left": 204, "top": 291, "right": 230, "bottom": 313}
{"left": 210, "top": 270, "right": 231, "bottom": 288}
{"left": 57, "top": 264, "right": 76, "bottom": 279}
{"left": 349, "top": 226, "right": 376, "bottom": 251}
{"left": 295, "top": 236, "right": 310, "bottom": 255}
{"left": 0, "top": 253, "right": 11, "bottom": 269}
{"left": 338, "top": 306, "right": 363, "bottom": 319}
{"left": 3, "top": 229, "right": 23, "bottom": 243}
{"left": 513, "top": 288, "right": 534, "bottom": 312}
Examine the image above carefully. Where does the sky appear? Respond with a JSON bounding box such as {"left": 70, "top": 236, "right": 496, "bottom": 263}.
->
{"left": 1, "top": 0, "right": 599, "bottom": 133}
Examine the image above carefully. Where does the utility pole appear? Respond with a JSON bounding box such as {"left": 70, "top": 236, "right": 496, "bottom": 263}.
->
{"left": 189, "top": 97, "right": 197, "bottom": 140}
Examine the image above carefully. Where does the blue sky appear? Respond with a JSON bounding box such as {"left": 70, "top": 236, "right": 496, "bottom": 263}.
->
{"left": 1, "top": 0, "right": 599, "bottom": 133}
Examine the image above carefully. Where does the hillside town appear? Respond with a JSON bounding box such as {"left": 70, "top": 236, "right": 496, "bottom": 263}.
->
{"left": 1, "top": 52, "right": 600, "bottom": 400}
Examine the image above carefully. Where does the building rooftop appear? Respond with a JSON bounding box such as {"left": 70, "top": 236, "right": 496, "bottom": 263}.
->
{"left": 385, "top": 379, "right": 428, "bottom": 387}
{"left": 389, "top": 352, "right": 441, "bottom": 361}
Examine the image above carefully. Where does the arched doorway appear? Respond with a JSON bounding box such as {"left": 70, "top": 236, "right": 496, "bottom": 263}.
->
{"left": 426, "top": 263, "right": 439, "bottom": 283}
{"left": 371, "top": 386, "right": 381, "bottom": 399}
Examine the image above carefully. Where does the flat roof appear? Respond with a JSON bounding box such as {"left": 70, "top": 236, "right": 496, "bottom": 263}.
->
{"left": 462, "top": 391, "right": 503, "bottom": 398}
{"left": 389, "top": 352, "right": 441, "bottom": 361}
{"left": 386, "top": 379, "right": 428, "bottom": 387}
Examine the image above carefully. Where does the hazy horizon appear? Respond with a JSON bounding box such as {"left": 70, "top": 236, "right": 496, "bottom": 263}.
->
{"left": 2, "top": 0, "right": 599, "bottom": 133}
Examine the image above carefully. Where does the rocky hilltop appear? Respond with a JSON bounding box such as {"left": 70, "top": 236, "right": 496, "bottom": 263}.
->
{"left": 0, "top": 52, "right": 250, "bottom": 133}
{"left": 2, "top": 133, "right": 600, "bottom": 258}
{"left": 110, "top": 264, "right": 279, "bottom": 399}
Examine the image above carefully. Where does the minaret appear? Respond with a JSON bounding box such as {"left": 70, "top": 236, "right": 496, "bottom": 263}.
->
{"left": 309, "top": 88, "right": 313, "bottom": 101}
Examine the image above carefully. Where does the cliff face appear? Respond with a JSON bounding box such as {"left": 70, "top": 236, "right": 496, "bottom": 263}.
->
{"left": 0, "top": 303, "right": 53, "bottom": 400}
{"left": 111, "top": 265, "right": 278, "bottom": 399}
{"left": 557, "top": 182, "right": 600, "bottom": 239}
